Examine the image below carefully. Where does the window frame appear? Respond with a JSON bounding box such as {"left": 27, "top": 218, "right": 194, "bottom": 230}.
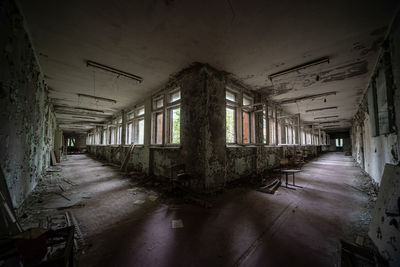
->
{"left": 151, "top": 87, "right": 181, "bottom": 146}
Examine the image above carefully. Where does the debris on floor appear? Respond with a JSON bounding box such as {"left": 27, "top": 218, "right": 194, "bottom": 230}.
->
{"left": 257, "top": 178, "right": 281, "bottom": 194}
{"left": 171, "top": 219, "right": 184, "bottom": 229}
{"left": 134, "top": 199, "right": 145, "bottom": 205}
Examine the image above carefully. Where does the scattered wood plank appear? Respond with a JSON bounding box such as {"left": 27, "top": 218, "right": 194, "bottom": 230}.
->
{"left": 257, "top": 179, "right": 281, "bottom": 194}
{"left": 121, "top": 143, "right": 135, "bottom": 173}
{"left": 50, "top": 150, "right": 57, "bottom": 166}
{"left": 54, "top": 192, "right": 71, "bottom": 201}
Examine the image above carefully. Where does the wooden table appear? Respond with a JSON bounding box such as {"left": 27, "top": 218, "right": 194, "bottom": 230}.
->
{"left": 281, "top": 169, "right": 302, "bottom": 188}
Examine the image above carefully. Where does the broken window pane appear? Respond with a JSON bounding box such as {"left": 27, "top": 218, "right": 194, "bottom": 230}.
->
{"left": 226, "top": 107, "right": 235, "bottom": 143}
{"left": 243, "top": 111, "right": 250, "bottom": 144}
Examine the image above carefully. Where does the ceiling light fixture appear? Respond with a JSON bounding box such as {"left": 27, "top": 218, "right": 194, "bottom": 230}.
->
{"left": 279, "top": 91, "right": 336, "bottom": 105}
{"left": 305, "top": 106, "right": 338, "bottom": 113}
{"left": 319, "top": 120, "right": 340, "bottom": 124}
{"left": 72, "top": 116, "right": 97, "bottom": 120}
{"left": 268, "top": 57, "right": 330, "bottom": 81}
{"left": 314, "top": 115, "right": 339, "bottom": 120}
{"left": 78, "top": 93, "right": 117, "bottom": 104}
{"left": 74, "top": 107, "right": 104, "bottom": 113}
{"left": 87, "top": 60, "right": 143, "bottom": 83}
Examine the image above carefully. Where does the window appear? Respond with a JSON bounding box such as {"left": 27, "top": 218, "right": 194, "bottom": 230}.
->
{"left": 137, "top": 107, "right": 145, "bottom": 116}
{"left": 242, "top": 111, "right": 250, "bottom": 144}
{"left": 151, "top": 89, "right": 181, "bottom": 145}
{"left": 226, "top": 90, "right": 236, "bottom": 102}
{"left": 243, "top": 95, "right": 252, "bottom": 106}
{"left": 268, "top": 107, "right": 276, "bottom": 145}
{"left": 153, "top": 97, "right": 164, "bottom": 109}
{"left": 226, "top": 107, "right": 236, "bottom": 143}
{"left": 136, "top": 119, "right": 144, "bottom": 144}
{"left": 169, "top": 90, "right": 181, "bottom": 103}
{"left": 225, "top": 88, "right": 257, "bottom": 145}
{"left": 335, "top": 138, "right": 343, "bottom": 147}
{"left": 103, "top": 129, "right": 107, "bottom": 144}
{"left": 110, "top": 127, "right": 116, "bottom": 144}
{"left": 154, "top": 112, "right": 163, "bottom": 144}
{"left": 127, "top": 123, "right": 132, "bottom": 144}
{"left": 242, "top": 95, "right": 253, "bottom": 144}
{"left": 169, "top": 107, "right": 180, "bottom": 144}
{"left": 126, "top": 106, "right": 145, "bottom": 145}
{"left": 263, "top": 113, "right": 267, "bottom": 144}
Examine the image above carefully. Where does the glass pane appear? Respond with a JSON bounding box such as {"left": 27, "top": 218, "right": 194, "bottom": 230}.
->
{"left": 137, "top": 107, "right": 145, "bottom": 116}
{"left": 170, "top": 91, "right": 181, "bottom": 103}
{"left": 111, "top": 129, "right": 115, "bottom": 144}
{"left": 154, "top": 98, "right": 163, "bottom": 109}
{"left": 226, "top": 108, "right": 235, "bottom": 143}
{"left": 127, "top": 123, "right": 132, "bottom": 144}
{"left": 336, "top": 139, "right": 339, "bottom": 147}
{"left": 226, "top": 91, "right": 236, "bottom": 102}
{"left": 243, "top": 96, "right": 252, "bottom": 106}
{"left": 243, "top": 111, "right": 250, "bottom": 144}
{"left": 138, "top": 119, "right": 144, "bottom": 144}
{"left": 263, "top": 118, "right": 267, "bottom": 144}
{"left": 269, "top": 118, "right": 275, "bottom": 144}
{"left": 156, "top": 113, "right": 163, "bottom": 144}
{"left": 170, "top": 108, "right": 180, "bottom": 143}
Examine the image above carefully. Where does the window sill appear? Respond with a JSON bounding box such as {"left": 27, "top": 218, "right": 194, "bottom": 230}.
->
{"left": 150, "top": 145, "right": 181, "bottom": 149}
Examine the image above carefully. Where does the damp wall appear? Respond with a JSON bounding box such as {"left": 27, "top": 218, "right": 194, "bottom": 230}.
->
{"left": 351, "top": 13, "right": 400, "bottom": 184}
{"left": 0, "top": 0, "right": 56, "bottom": 207}
{"left": 87, "top": 64, "right": 321, "bottom": 190}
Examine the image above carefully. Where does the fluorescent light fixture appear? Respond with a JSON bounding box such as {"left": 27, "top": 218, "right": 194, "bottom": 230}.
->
{"left": 319, "top": 120, "right": 340, "bottom": 124}
{"left": 280, "top": 91, "right": 336, "bottom": 105}
{"left": 74, "top": 107, "right": 104, "bottom": 113}
{"left": 305, "top": 106, "right": 338, "bottom": 113}
{"left": 87, "top": 60, "right": 143, "bottom": 83}
{"left": 78, "top": 93, "right": 117, "bottom": 104}
{"left": 72, "top": 116, "right": 97, "bottom": 120}
{"left": 268, "top": 57, "right": 329, "bottom": 81}
{"left": 314, "top": 115, "right": 339, "bottom": 120}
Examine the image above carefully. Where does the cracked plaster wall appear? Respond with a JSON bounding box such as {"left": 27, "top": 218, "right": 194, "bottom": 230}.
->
{"left": 0, "top": 0, "right": 56, "bottom": 207}
{"left": 87, "top": 63, "right": 322, "bottom": 191}
{"left": 351, "top": 13, "right": 400, "bottom": 184}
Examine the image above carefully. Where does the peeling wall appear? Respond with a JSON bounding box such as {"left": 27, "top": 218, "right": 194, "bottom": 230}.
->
{"left": 0, "top": 0, "right": 55, "bottom": 207}
{"left": 351, "top": 13, "right": 400, "bottom": 184}
{"left": 87, "top": 63, "right": 322, "bottom": 192}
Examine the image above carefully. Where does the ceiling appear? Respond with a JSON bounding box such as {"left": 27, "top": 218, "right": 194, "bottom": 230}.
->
{"left": 18, "top": 0, "right": 399, "bottom": 133}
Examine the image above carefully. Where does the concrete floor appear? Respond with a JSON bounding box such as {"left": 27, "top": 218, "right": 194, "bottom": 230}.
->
{"left": 19, "top": 152, "right": 373, "bottom": 267}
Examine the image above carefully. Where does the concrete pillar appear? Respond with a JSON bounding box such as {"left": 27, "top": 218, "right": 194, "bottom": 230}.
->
{"left": 54, "top": 129, "right": 63, "bottom": 161}
{"left": 180, "top": 65, "right": 226, "bottom": 191}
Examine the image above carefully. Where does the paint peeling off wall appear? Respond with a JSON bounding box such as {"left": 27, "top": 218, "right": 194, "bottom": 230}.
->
{"left": 0, "top": 0, "right": 55, "bottom": 207}
{"left": 351, "top": 12, "right": 400, "bottom": 184}
{"left": 87, "top": 145, "right": 150, "bottom": 174}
